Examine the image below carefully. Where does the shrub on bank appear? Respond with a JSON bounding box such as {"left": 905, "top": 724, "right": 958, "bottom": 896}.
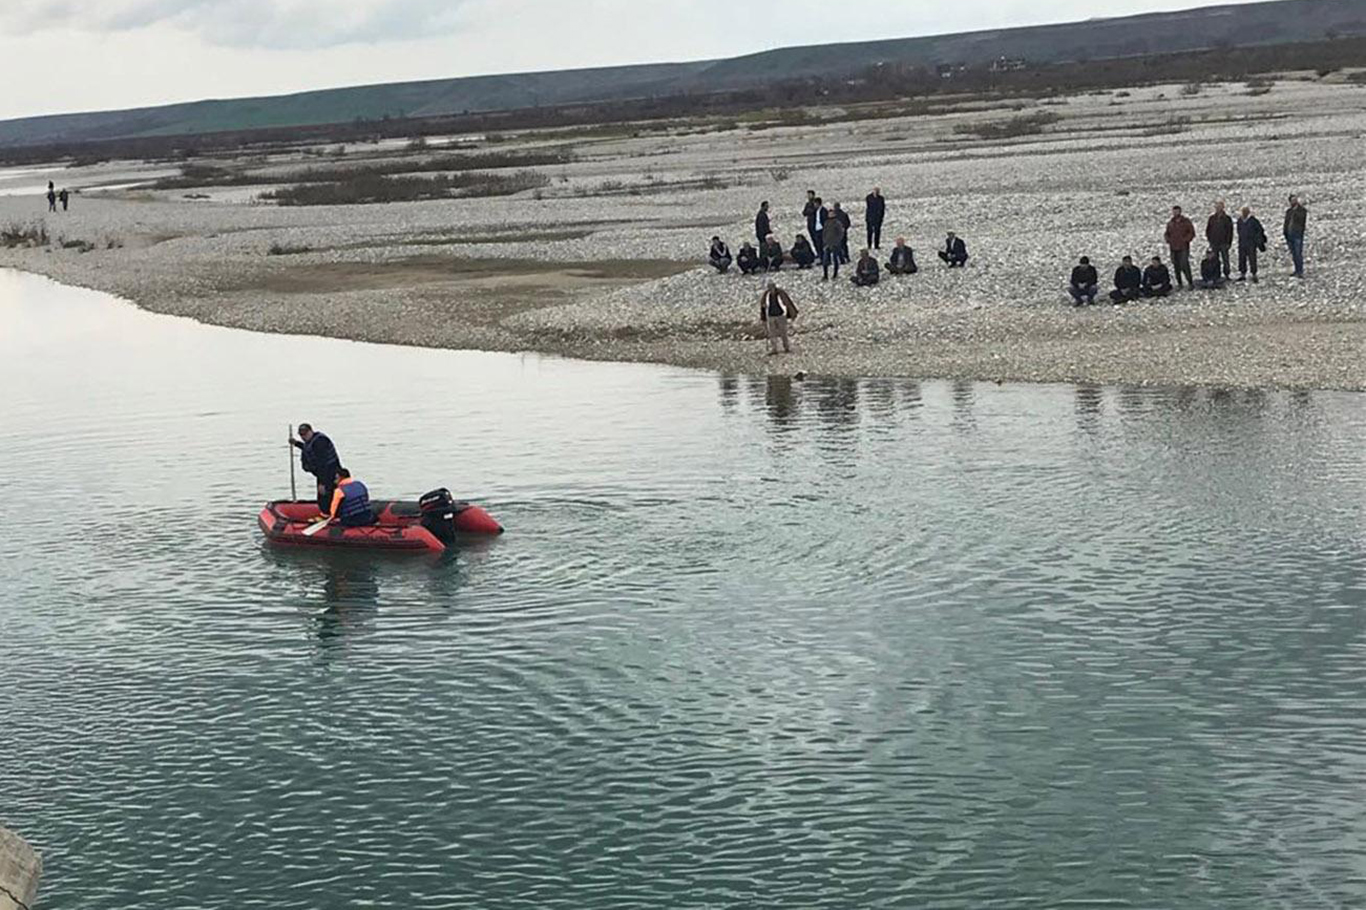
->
{"left": 264, "top": 170, "right": 549, "bottom": 205}
{"left": 953, "top": 110, "right": 1062, "bottom": 140}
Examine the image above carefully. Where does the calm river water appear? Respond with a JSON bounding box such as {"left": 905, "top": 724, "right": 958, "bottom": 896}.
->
{"left": 2, "top": 269, "right": 1364, "bottom": 908}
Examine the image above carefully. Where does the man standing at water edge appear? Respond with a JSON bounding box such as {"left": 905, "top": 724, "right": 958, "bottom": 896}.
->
{"left": 291, "top": 424, "right": 342, "bottom": 512}
{"left": 759, "top": 280, "right": 798, "bottom": 355}
{"left": 1283, "top": 194, "right": 1308, "bottom": 278}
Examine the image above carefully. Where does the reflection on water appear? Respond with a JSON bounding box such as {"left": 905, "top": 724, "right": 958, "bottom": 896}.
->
{"left": 3, "top": 270, "right": 1366, "bottom": 910}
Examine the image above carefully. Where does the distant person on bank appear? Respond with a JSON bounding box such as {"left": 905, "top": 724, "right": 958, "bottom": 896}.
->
{"left": 1068, "top": 256, "right": 1099, "bottom": 306}
{"left": 759, "top": 280, "right": 799, "bottom": 356}
{"left": 1236, "top": 206, "right": 1266, "bottom": 282}
{"left": 709, "top": 237, "right": 732, "bottom": 274}
{"left": 761, "top": 234, "right": 785, "bottom": 272}
{"left": 1165, "top": 206, "right": 1196, "bottom": 289}
{"left": 1197, "top": 248, "right": 1226, "bottom": 289}
{"left": 46, "top": 181, "right": 56, "bottom": 213}
{"left": 820, "top": 210, "right": 846, "bottom": 281}
{"left": 865, "top": 187, "right": 886, "bottom": 250}
{"left": 755, "top": 201, "right": 772, "bottom": 246}
{"left": 1141, "top": 257, "right": 1173, "bottom": 297}
{"left": 832, "top": 203, "right": 852, "bottom": 263}
{"left": 1206, "top": 201, "right": 1234, "bottom": 280}
{"left": 852, "top": 249, "right": 881, "bottom": 287}
{"left": 291, "top": 424, "right": 342, "bottom": 512}
{"left": 887, "top": 237, "right": 918, "bottom": 275}
{"left": 737, "top": 242, "right": 761, "bottom": 275}
{"left": 803, "top": 191, "right": 823, "bottom": 255}
{"left": 791, "top": 234, "right": 817, "bottom": 269}
{"left": 58, "top": 188, "right": 69, "bottom": 211}
{"left": 1283, "top": 194, "right": 1307, "bottom": 278}
{"left": 1110, "top": 256, "right": 1143, "bottom": 303}
{"left": 938, "top": 232, "right": 969, "bottom": 267}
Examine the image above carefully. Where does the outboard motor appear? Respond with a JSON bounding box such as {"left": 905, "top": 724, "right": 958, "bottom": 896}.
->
{"left": 419, "top": 487, "right": 458, "bottom": 546}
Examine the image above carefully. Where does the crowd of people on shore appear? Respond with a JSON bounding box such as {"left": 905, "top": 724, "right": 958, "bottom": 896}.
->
{"left": 716, "top": 189, "right": 1311, "bottom": 354}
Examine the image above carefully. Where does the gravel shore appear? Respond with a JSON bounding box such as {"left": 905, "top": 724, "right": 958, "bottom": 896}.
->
{"left": 2, "top": 78, "right": 1362, "bottom": 389}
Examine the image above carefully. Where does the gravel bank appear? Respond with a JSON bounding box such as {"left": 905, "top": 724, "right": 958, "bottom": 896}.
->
{"left": 1, "top": 78, "right": 1362, "bottom": 389}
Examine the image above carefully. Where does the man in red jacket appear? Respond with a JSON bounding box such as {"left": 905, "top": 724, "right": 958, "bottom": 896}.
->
{"left": 1165, "top": 206, "right": 1197, "bottom": 289}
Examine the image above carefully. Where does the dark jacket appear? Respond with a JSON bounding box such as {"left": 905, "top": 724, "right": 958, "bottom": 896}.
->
{"left": 760, "top": 288, "right": 797, "bottom": 320}
{"left": 835, "top": 208, "right": 851, "bottom": 229}
{"left": 755, "top": 210, "right": 772, "bottom": 242}
{"left": 1200, "top": 255, "right": 1222, "bottom": 283}
{"left": 888, "top": 246, "right": 917, "bottom": 272}
{"left": 761, "top": 239, "right": 784, "bottom": 263}
{"left": 865, "top": 193, "right": 886, "bottom": 225}
{"left": 822, "top": 216, "right": 846, "bottom": 250}
{"left": 1206, "top": 212, "right": 1234, "bottom": 248}
{"left": 1114, "top": 264, "right": 1142, "bottom": 291}
{"left": 710, "top": 241, "right": 731, "bottom": 262}
{"left": 945, "top": 237, "right": 968, "bottom": 261}
{"left": 803, "top": 201, "right": 820, "bottom": 229}
{"left": 791, "top": 237, "right": 816, "bottom": 264}
{"left": 1142, "top": 263, "right": 1172, "bottom": 290}
{"left": 1165, "top": 215, "right": 1196, "bottom": 250}
{"left": 1237, "top": 216, "right": 1266, "bottom": 251}
{"left": 1283, "top": 204, "right": 1307, "bottom": 236}
{"left": 300, "top": 432, "right": 340, "bottom": 481}
{"left": 737, "top": 245, "right": 760, "bottom": 271}
{"left": 855, "top": 256, "right": 880, "bottom": 282}
{"left": 1071, "top": 264, "right": 1099, "bottom": 287}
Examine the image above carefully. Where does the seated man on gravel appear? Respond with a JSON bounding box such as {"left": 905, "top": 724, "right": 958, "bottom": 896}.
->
{"left": 887, "top": 237, "right": 918, "bottom": 275}
{"left": 1068, "top": 256, "right": 1099, "bottom": 306}
{"left": 1197, "top": 248, "right": 1226, "bottom": 290}
{"left": 851, "top": 249, "right": 881, "bottom": 287}
{"left": 1110, "top": 256, "right": 1143, "bottom": 303}
{"left": 1141, "top": 256, "right": 1173, "bottom": 297}
{"left": 938, "top": 232, "right": 969, "bottom": 267}
{"left": 737, "top": 242, "right": 762, "bottom": 275}
{"left": 790, "top": 234, "right": 817, "bottom": 269}
{"left": 761, "top": 234, "right": 786, "bottom": 272}
{"left": 709, "top": 236, "right": 732, "bottom": 274}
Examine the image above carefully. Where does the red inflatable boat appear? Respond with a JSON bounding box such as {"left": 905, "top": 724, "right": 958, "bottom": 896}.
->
{"left": 258, "top": 490, "right": 503, "bottom": 553}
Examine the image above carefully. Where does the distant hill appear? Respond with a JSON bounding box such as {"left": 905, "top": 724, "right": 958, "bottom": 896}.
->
{"left": 1, "top": 0, "right": 1363, "bottom": 147}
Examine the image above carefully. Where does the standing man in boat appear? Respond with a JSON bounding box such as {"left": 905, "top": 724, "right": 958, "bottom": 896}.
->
{"left": 291, "top": 424, "right": 342, "bottom": 513}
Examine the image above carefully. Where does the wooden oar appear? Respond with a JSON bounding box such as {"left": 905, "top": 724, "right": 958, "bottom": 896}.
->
{"left": 288, "top": 424, "right": 298, "bottom": 502}
{"left": 302, "top": 518, "right": 332, "bottom": 537}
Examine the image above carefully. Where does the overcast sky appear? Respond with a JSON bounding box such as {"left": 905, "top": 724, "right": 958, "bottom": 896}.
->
{"left": 0, "top": 0, "right": 1269, "bottom": 121}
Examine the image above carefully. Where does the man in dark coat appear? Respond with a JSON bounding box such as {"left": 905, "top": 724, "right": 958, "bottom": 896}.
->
{"left": 832, "top": 202, "right": 851, "bottom": 263}
{"left": 938, "top": 232, "right": 968, "bottom": 267}
{"left": 755, "top": 201, "right": 772, "bottom": 245}
{"left": 1142, "top": 257, "right": 1173, "bottom": 297}
{"left": 851, "top": 249, "right": 881, "bottom": 287}
{"left": 803, "top": 191, "right": 823, "bottom": 255}
{"left": 820, "top": 208, "right": 846, "bottom": 281}
{"left": 1165, "top": 205, "right": 1196, "bottom": 289}
{"left": 708, "top": 237, "right": 732, "bottom": 274}
{"left": 737, "top": 242, "right": 761, "bottom": 275}
{"left": 291, "top": 424, "right": 342, "bottom": 512}
{"left": 1197, "top": 248, "right": 1226, "bottom": 289}
{"left": 791, "top": 234, "right": 816, "bottom": 268}
{"left": 1236, "top": 206, "right": 1266, "bottom": 282}
{"left": 1110, "top": 256, "right": 1143, "bottom": 303}
{"left": 865, "top": 188, "right": 886, "bottom": 250}
{"left": 1068, "top": 256, "right": 1099, "bottom": 305}
{"left": 760, "top": 235, "right": 785, "bottom": 272}
{"left": 887, "top": 237, "right": 918, "bottom": 275}
{"left": 1283, "top": 194, "right": 1308, "bottom": 278}
{"left": 1206, "top": 201, "right": 1235, "bottom": 280}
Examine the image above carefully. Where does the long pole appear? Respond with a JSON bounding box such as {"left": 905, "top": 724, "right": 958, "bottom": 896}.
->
{"left": 288, "top": 424, "right": 297, "bottom": 503}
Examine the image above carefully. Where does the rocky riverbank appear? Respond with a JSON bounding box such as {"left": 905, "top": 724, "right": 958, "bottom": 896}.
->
{"left": 1, "top": 77, "right": 1362, "bottom": 389}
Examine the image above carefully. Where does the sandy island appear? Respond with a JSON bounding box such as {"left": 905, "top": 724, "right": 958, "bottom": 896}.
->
{"left": 1, "top": 77, "right": 1362, "bottom": 390}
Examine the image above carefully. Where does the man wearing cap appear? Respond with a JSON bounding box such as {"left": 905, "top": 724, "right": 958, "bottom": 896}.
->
{"left": 290, "top": 423, "right": 342, "bottom": 513}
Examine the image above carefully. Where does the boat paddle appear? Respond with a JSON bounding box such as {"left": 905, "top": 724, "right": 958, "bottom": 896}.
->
{"left": 288, "top": 423, "right": 298, "bottom": 502}
{"left": 302, "top": 517, "right": 332, "bottom": 537}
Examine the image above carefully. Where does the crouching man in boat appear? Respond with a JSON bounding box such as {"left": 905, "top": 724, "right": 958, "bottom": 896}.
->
{"left": 291, "top": 423, "right": 341, "bottom": 513}
{"left": 327, "top": 468, "right": 375, "bottom": 527}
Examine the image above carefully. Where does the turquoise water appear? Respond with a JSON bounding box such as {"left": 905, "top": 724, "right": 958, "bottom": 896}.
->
{"left": 2, "top": 269, "right": 1365, "bottom": 908}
